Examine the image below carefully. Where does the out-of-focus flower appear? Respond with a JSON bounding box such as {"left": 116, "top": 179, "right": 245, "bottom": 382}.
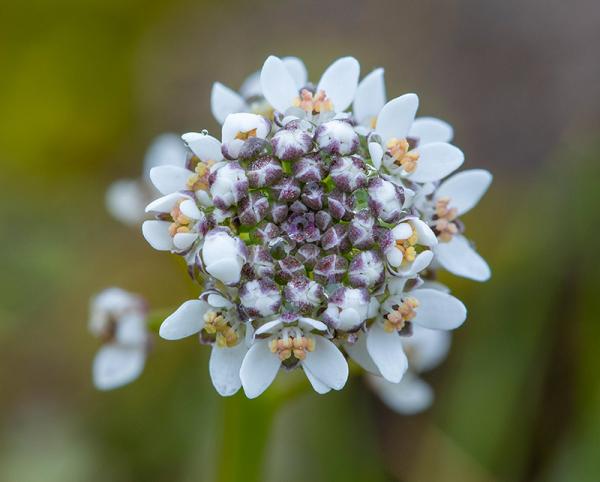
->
{"left": 106, "top": 134, "right": 187, "bottom": 225}
{"left": 89, "top": 288, "right": 149, "bottom": 390}
{"left": 368, "top": 324, "right": 451, "bottom": 414}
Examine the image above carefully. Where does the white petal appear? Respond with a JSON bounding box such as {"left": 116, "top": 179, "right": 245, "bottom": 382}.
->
{"left": 105, "top": 179, "right": 146, "bottom": 226}
{"left": 142, "top": 220, "right": 174, "bottom": 251}
{"left": 205, "top": 259, "right": 242, "bottom": 285}
{"left": 436, "top": 169, "right": 492, "bottom": 216}
{"left": 410, "top": 288, "right": 467, "bottom": 330}
{"left": 403, "top": 325, "right": 451, "bottom": 372}
{"left": 239, "top": 71, "right": 261, "bottom": 99}
{"left": 408, "top": 142, "right": 464, "bottom": 183}
{"left": 387, "top": 277, "right": 408, "bottom": 295}
{"left": 143, "top": 133, "right": 187, "bottom": 175}
{"left": 260, "top": 56, "right": 299, "bottom": 113}
{"left": 255, "top": 319, "right": 283, "bottom": 336}
{"left": 240, "top": 339, "right": 281, "bottom": 398}
{"left": 353, "top": 68, "right": 386, "bottom": 125}
{"left": 298, "top": 317, "right": 328, "bottom": 332}
{"left": 344, "top": 334, "right": 380, "bottom": 375}
{"left": 398, "top": 250, "right": 434, "bottom": 277}
{"left": 145, "top": 192, "right": 186, "bottom": 214}
{"left": 159, "top": 300, "right": 209, "bottom": 340}
{"left": 386, "top": 247, "right": 404, "bottom": 267}
{"left": 368, "top": 142, "right": 383, "bottom": 170}
{"left": 317, "top": 56, "right": 360, "bottom": 112}
{"left": 209, "top": 343, "right": 247, "bottom": 397}
{"left": 339, "top": 308, "right": 360, "bottom": 330}
{"left": 93, "top": 344, "right": 145, "bottom": 390}
{"left": 368, "top": 373, "right": 433, "bottom": 415}
{"left": 366, "top": 323, "right": 408, "bottom": 383}
{"left": 409, "top": 117, "right": 454, "bottom": 145}
{"left": 302, "top": 364, "right": 332, "bottom": 394}
{"left": 412, "top": 219, "right": 438, "bottom": 246}
{"left": 173, "top": 232, "right": 198, "bottom": 251}
{"left": 392, "top": 222, "right": 413, "bottom": 240}
{"left": 181, "top": 133, "right": 224, "bottom": 162}
{"left": 149, "top": 166, "right": 192, "bottom": 195}
{"left": 302, "top": 336, "right": 348, "bottom": 390}
{"left": 211, "top": 82, "right": 248, "bottom": 124}
{"left": 179, "top": 199, "right": 201, "bottom": 219}
{"left": 435, "top": 235, "right": 491, "bottom": 281}
{"left": 207, "top": 294, "right": 232, "bottom": 309}
{"left": 375, "top": 94, "right": 419, "bottom": 144}
{"left": 221, "top": 113, "right": 270, "bottom": 144}
{"left": 116, "top": 315, "right": 147, "bottom": 346}
{"left": 282, "top": 56, "right": 308, "bottom": 88}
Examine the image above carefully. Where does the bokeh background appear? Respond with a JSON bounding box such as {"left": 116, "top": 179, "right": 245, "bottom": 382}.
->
{"left": 1, "top": 0, "right": 600, "bottom": 480}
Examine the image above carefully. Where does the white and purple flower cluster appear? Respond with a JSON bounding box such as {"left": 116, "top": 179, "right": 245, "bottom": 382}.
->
{"left": 135, "top": 55, "right": 491, "bottom": 402}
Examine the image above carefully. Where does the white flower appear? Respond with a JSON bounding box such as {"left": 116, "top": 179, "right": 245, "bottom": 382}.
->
{"left": 424, "top": 169, "right": 492, "bottom": 281}
{"left": 221, "top": 113, "right": 271, "bottom": 160}
{"left": 89, "top": 288, "right": 148, "bottom": 390}
{"left": 260, "top": 55, "right": 360, "bottom": 118}
{"left": 209, "top": 161, "right": 249, "bottom": 209}
{"left": 142, "top": 192, "right": 207, "bottom": 252}
{"left": 211, "top": 57, "right": 307, "bottom": 123}
{"left": 159, "top": 291, "right": 248, "bottom": 396}
{"left": 367, "top": 323, "right": 450, "bottom": 414}
{"left": 106, "top": 134, "right": 187, "bottom": 225}
{"left": 240, "top": 316, "right": 348, "bottom": 398}
{"left": 383, "top": 217, "right": 438, "bottom": 277}
{"left": 149, "top": 132, "right": 223, "bottom": 207}
{"left": 201, "top": 228, "right": 247, "bottom": 285}
{"left": 322, "top": 287, "right": 378, "bottom": 331}
{"left": 354, "top": 68, "right": 453, "bottom": 142}
{"left": 353, "top": 68, "right": 386, "bottom": 133}
{"left": 345, "top": 280, "right": 465, "bottom": 383}
{"left": 366, "top": 93, "right": 461, "bottom": 182}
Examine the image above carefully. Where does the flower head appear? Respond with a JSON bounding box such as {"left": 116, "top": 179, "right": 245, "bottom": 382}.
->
{"left": 134, "top": 55, "right": 491, "bottom": 401}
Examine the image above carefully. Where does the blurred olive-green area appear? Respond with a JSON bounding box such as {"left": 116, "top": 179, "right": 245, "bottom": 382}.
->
{"left": 1, "top": 0, "right": 600, "bottom": 481}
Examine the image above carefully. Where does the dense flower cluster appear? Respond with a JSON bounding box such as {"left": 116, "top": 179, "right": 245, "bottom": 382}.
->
{"left": 136, "top": 55, "right": 491, "bottom": 400}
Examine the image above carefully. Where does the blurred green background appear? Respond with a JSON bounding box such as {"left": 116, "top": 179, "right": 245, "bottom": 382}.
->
{"left": 1, "top": 0, "right": 600, "bottom": 481}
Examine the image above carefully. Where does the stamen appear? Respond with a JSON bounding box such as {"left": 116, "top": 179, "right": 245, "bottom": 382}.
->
{"left": 395, "top": 226, "right": 419, "bottom": 262}
{"left": 168, "top": 200, "right": 193, "bottom": 237}
{"left": 434, "top": 197, "right": 459, "bottom": 242}
{"left": 186, "top": 160, "right": 215, "bottom": 191}
{"left": 203, "top": 310, "right": 239, "bottom": 348}
{"left": 384, "top": 297, "right": 419, "bottom": 333}
{"left": 293, "top": 89, "right": 333, "bottom": 115}
{"left": 269, "top": 331, "right": 315, "bottom": 361}
{"left": 386, "top": 138, "right": 420, "bottom": 173}
{"left": 234, "top": 128, "right": 258, "bottom": 141}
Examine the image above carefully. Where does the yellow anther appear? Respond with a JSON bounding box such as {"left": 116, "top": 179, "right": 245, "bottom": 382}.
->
{"left": 369, "top": 116, "right": 378, "bottom": 129}
{"left": 203, "top": 310, "right": 239, "bottom": 347}
{"left": 395, "top": 225, "right": 419, "bottom": 262}
{"left": 168, "top": 200, "right": 193, "bottom": 237}
{"left": 434, "top": 197, "right": 459, "bottom": 242}
{"left": 386, "top": 138, "right": 420, "bottom": 173}
{"left": 269, "top": 334, "right": 315, "bottom": 361}
{"left": 186, "top": 160, "right": 215, "bottom": 191}
{"left": 293, "top": 89, "right": 333, "bottom": 115}
{"left": 384, "top": 297, "right": 419, "bottom": 333}
{"left": 234, "top": 128, "right": 258, "bottom": 140}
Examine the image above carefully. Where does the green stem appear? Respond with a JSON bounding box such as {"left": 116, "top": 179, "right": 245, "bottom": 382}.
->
{"left": 216, "top": 394, "right": 278, "bottom": 482}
